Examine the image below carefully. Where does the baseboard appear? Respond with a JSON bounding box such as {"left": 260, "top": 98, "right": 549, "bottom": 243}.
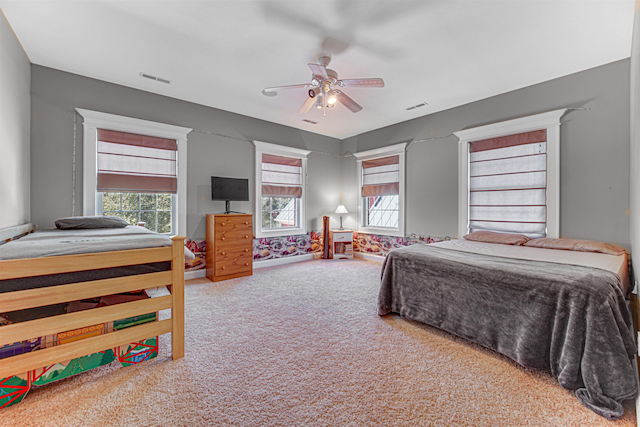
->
{"left": 185, "top": 269, "right": 206, "bottom": 281}
{"left": 254, "top": 254, "right": 315, "bottom": 269}
{"left": 354, "top": 252, "right": 385, "bottom": 262}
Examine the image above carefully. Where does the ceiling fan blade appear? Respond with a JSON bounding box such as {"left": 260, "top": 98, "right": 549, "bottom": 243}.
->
{"left": 262, "top": 84, "right": 311, "bottom": 96}
{"left": 338, "top": 78, "right": 385, "bottom": 88}
{"left": 297, "top": 96, "right": 316, "bottom": 114}
{"left": 335, "top": 90, "right": 363, "bottom": 113}
{"left": 308, "top": 63, "right": 328, "bottom": 80}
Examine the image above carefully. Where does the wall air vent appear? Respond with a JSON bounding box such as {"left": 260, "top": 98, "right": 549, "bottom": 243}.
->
{"left": 139, "top": 72, "right": 172, "bottom": 84}
{"left": 406, "top": 102, "right": 428, "bottom": 111}
{"left": 302, "top": 119, "right": 318, "bottom": 124}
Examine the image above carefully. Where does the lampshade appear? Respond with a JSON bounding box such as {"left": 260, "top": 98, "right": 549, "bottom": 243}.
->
{"left": 335, "top": 205, "right": 348, "bottom": 214}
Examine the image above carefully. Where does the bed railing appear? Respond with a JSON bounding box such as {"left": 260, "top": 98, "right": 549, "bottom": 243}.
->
{"left": 0, "top": 235, "right": 185, "bottom": 380}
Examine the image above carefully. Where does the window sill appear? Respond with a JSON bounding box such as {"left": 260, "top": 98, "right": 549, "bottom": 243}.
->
{"left": 357, "top": 227, "right": 404, "bottom": 237}
{"left": 255, "top": 227, "right": 307, "bottom": 239}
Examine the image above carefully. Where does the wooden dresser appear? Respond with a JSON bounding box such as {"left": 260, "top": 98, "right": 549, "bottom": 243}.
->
{"left": 206, "top": 214, "right": 253, "bottom": 282}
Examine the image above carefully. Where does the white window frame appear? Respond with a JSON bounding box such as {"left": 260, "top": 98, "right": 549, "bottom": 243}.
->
{"left": 76, "top": 109, "right": 192, "bottom": 236}
{"left": 353, "top": 142, "right": 407, "bottom": 237}
{"left": 254, "top": 140, "right": 311, "bottom": 238}
{"left": 453, "top": 109, "right": 566, "bottom": 239}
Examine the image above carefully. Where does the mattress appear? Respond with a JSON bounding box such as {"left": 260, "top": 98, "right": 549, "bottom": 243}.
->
{"left": 0, "top": 227, "right": 194, "bottom": 294}
{"left": 430, "top": 239, "right": 630, "bottom": 295}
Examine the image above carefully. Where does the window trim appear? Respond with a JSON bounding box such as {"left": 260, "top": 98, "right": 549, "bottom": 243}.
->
{"left": 453, "top": 109, "right": 567, "bottom": 239}
{"left": 76, "top": 109, "right": 192, "bottom": 236}
{"left": 254, "top": 140, "right": 311, "bottom": 238}
{"left": 353, "top": 142, "right": 407, "bottom": 237}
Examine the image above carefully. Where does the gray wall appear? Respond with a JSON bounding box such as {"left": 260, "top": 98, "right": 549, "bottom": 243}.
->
{"left": 30, "top": 65, "right": 342, "bottom": 239}
{"left": 342, "top": 59, "right": 631, "bottom": 248}
{"left": 631, "top": 4, "right": 639, "bottom": 287}
{"left": 0, "top": 12, "right": 30, "bottom": 229}
{"left": 30, "top": 59, "right": 631, "bottom": 247}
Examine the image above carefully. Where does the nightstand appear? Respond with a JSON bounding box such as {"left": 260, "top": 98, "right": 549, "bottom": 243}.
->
{"left": 332, "top": 230, "right": 354, "bottom": 260}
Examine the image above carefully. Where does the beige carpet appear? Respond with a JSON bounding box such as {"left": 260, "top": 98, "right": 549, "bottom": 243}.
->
{"left": 1, "top": 259, "right": 636, "bottom": 426}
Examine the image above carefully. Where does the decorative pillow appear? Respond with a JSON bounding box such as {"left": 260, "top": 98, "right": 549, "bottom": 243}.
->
{"left": 463, "top": 231, "right": 531, "bottom": 246}
{"left": 55, "top": 215, "right": 129, "bottom": 230}
{"left": 524, "top": 238, "right": 626, "bottom": 256}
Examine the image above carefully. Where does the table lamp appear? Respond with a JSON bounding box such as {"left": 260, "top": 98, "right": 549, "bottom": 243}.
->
{"left": 335, "top": 205, "right": 348, "bottom": 230}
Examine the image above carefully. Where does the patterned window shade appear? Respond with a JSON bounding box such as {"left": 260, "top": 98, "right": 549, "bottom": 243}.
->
{"left": 469, "top": 129, "right": 547, "bottom": 237}
{"left": 261, "top": 153, "right": 302, "bottom": 198}
{"left": 97, "top": 129, "right": 178, "bottom": 194}
{"left": 361, "top": 155, "right": 400, "bottom": 197}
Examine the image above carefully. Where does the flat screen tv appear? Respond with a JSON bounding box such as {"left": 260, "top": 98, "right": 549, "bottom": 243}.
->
{"left": 211, "top": 176, "right": 249, "bottom": 214}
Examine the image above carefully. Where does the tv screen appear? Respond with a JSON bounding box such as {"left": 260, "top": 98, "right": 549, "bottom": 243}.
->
{"left": 211, "top": 177, "right": 249, "bottom": 201}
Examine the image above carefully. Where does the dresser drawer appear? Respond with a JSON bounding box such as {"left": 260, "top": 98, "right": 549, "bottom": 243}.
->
{"left": 215, "top": 247, "right": 252, "bottom": 262}
{"left": 215, "top": 258, "right": 252, "bottom": 277}
{"left": 333, "top": 232, "right": 353, "bottom": 243}
{"left": 215, "top": 230, "right": 253, "bottom": 244}
{"left": 215, "top": 217, "right": 252, "bottom": 232}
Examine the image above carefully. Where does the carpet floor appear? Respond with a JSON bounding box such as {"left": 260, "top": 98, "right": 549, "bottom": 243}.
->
{"left": 1, "top": 259, "right": 636, "bottom": 426}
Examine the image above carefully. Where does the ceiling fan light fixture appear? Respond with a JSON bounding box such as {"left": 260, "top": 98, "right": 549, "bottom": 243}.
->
{"left": 326, "top": 103, "right": 334, "bottom": 108}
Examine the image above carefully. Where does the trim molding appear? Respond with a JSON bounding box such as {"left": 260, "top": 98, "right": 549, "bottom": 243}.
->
{"left": 253, "top": 140, "right": 312, "bottom": 157}
{"left": 352, "top": 142, "right": 407, "bottom": 160}
{"left": 453, "top": 109, "right": 567, "bottom": 239}
{"left": 254, "top": 141, "right": 311, "bottom": 238}
{"left": 353, "top": 142, "right": 407, "bottom": 238}
{"left": 354, "top": 252, "right": 384, "bottom": 262}
{"left": 253, "top": 254, "right": 315, "bottom": 268}
{"left": 184, "top": 269, "right": 206, "bottom": 281}
{"left": 76, "top": 109, "right": 192, "bottom": 236}
{"left": 0, "top": 223, "right": 36, "bottom": 242}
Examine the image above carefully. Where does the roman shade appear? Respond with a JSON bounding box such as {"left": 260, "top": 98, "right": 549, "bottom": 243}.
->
{"left": 261, "top": 153, "right": 302, "bottom": 198}
{"left": 468, "top": 129, "right": 547, "bottom": 237}
{"left": 97, "top": 129, "right": 178, "bottom": 194}
{"left": 361, "top": 155, "right": 400, "bottom": 197}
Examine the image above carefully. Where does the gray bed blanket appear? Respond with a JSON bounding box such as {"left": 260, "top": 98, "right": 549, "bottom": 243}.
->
{"left": 378, "top": 244, "right": 637, "bottom": 420}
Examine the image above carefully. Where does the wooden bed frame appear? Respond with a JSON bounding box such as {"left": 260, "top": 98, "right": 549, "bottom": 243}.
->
{"left": 0, "top": 225, "right": 185, "bottom": 381}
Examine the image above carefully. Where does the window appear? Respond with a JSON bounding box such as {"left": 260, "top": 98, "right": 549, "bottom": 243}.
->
{"left": 353, "top": 143, "right": 407, "bottom": 237}
{"left": 454, "top": 109, "right": 566, "bottom": 239}
{"left": 262, "top": 197, "right": 298, "bottom": 229}
{"left": 366, "top": 195, "right": 399, "bottom": 228}
{"left": 77, "top": 109, "right": 191, "bottom": 236}
{"left": 102, "top": 192, "right": 173, "bottom": 233}
{"left": 254, "top": 141, "right": 310, "bottom": 238}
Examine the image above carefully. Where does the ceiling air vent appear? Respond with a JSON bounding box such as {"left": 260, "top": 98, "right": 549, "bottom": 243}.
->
{"left": 139, "top": 72, "right": 172, "bottom": 84}
{"left": 406, "top": 102, "right": 428, "bottom": 111}
{"left": 302, "top": 119, "right": 318, "bottom": 124}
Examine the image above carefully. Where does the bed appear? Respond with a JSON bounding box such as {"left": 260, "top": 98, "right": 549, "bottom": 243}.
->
{"left": 0, "top": 223, "right": 190, "bottom": 408}
{"left": 378, "top": 238, "right": 636, "bottom": 420}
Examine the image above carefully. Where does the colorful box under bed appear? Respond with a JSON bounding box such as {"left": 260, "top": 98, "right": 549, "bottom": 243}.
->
{"left": 0, "top": 291, "right": 159, "bottom": 409}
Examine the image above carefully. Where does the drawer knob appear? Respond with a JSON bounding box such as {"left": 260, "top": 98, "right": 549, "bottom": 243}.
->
{"left": 221, "top": 266, "right": 226, "bottom": 270}
{"left": 222, "top": 222, "right": 226, "bottom": 226}
{"left": 245, "top": 235, "right": 249, "bottom": 239}
{"left": 245, "top": 222, "right": 249, "bottom": 225}
{"left": 245, "top": 263, "right": 249, "bottom": 266}
{"left": 245, "top": 249, "right": 249, "bottom": 252}
{"left": 221, "top": 251, "right": 226, "bottom": 255}
{"left": 221, "top": 237, "right": 226, "bottom": 240}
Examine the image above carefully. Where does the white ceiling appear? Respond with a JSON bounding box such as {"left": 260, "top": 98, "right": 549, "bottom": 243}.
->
{"left": 1, "top": 0, "right": 634, "bottom": 139}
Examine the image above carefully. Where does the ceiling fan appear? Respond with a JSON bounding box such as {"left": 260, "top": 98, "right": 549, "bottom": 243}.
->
{"left": 261, "top": 55, "right": 384, "bottom": 115}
